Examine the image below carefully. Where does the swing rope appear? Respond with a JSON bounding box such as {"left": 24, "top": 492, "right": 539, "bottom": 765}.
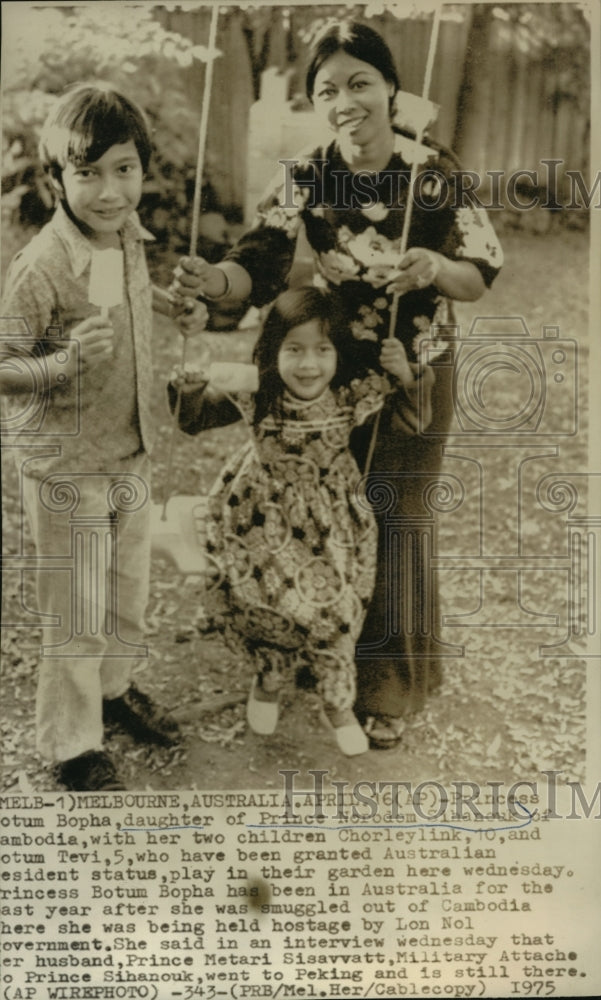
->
{"left": 363, "top": 3, "right": 442, "bottom": 477}
{"left": 161, "top": 4, "right": 220, "bottom": 519}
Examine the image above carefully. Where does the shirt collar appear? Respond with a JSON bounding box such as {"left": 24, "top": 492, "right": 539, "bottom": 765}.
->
{"left": 52, "top": 202, "right": 155, "bottom": 278}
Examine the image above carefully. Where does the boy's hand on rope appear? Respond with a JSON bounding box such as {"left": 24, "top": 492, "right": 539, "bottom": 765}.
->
{"left": 169, "top": 363, "right": 210, "bottom": 395}
{"left": 386, "top": 247, "right": 441, "bottom": 296}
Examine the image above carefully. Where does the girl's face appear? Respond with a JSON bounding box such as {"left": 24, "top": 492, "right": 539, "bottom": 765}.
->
{"left": 312, "top": 50, "right": 394, "bottom": 147}
{"left": 277, "top": 319, "right": 337, "bottom": 401}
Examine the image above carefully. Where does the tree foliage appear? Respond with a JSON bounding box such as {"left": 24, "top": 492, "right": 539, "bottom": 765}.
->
{"left": 492, "top": 3, "right": 590, "bottom": 109}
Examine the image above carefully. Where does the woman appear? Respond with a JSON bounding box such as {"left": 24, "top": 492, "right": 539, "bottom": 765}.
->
{"left": 172, "top": 21, "right": 503, "bottom": 748}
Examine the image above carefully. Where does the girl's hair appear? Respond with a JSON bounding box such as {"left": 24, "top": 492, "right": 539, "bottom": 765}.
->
{"left": 39, "top": 82, "right": 152, "bottom": 182}
{"left": 305, "top": 20, "right": 401, "bottom": 103}
{"left": 252, "top": 287, "right": 361, "bottom": 426}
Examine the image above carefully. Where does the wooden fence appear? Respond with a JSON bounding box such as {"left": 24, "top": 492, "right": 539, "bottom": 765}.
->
{"left": 153, "top": 4, "right": 590, "bottom": 216}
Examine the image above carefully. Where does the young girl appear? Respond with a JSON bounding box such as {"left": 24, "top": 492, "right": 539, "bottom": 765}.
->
{"left": 170, "top": 288, "right": 434, "bottom": 756}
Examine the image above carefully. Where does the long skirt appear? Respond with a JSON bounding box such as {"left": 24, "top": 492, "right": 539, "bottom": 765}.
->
{"left": 350, "top": 354, "right": 454, "bottom": 720}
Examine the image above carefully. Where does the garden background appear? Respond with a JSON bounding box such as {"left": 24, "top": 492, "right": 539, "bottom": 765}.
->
{"left": 0, "top": 1, "right": 593, "bottom": 791}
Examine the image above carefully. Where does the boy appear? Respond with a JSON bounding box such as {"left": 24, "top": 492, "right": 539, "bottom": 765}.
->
{"left": 0, "top": 83, "right": 206, "bottom": 790}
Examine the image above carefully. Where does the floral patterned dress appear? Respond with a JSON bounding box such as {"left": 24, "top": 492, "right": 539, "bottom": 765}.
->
{"left": 226, "top": 129, "right": 503, "bottom": 362}
{"left": 178, "top": 373, "right": 428, "bottom": 712}
{"left": 224, "top": 130, "right": 503, "bottom": 722}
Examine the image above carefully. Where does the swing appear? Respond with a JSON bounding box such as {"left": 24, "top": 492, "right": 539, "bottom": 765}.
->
{"left": 151, "top": 6, "right": 444, "bottom": 577}
{"left": 150, "top": 494, "right": 210, "bottom": 576}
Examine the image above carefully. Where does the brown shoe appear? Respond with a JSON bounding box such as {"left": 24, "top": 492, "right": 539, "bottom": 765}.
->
{"left": 103, "top": 684, "right": 180, "bottom": 747}
{"left": 55, "top": 750, "right": 125, "bottom": 791}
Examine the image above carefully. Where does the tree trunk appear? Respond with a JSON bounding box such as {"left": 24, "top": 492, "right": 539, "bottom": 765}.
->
{"left": 452, "top": 4, "right": 494, "bottom": 174}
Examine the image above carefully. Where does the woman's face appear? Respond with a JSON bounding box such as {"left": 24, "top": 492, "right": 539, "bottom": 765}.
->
{"left": 277, "top": 320, "right": 337, "bottom": 401}
{"left": 312, "top": 50, "right": 395, "bottom": 147}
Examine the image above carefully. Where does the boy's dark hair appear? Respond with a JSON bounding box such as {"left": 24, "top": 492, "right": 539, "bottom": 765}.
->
{"left": 252, "top": 286, "right": 363, "bottom": 427}
{"left": 39, "top": 82, "right": 152, "bottom": 182}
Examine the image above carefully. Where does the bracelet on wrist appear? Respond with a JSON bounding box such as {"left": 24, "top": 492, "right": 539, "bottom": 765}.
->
{"left": 202, "top": 269, "right": 231, "bottom": 302}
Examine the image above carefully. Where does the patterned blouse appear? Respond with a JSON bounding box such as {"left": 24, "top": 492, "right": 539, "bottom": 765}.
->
{"left": 227, "top": 129, "right": 503, "bottom": 363}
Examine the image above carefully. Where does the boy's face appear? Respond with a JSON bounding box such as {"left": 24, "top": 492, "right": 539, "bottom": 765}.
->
{"left": 59, "top": 140, "right": 143, "bottom": 244}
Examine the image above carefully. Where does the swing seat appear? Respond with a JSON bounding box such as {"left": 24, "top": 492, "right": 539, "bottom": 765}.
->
{"left": 150, "top": 495, "right": 209, "bottom": 576}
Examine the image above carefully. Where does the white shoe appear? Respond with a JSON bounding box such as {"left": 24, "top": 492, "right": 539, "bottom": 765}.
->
{"left": 246, "top": 678, "right": 279, "bottom": 735}
{"left": 334, "top": 723, "right": 369, "bottom": 756}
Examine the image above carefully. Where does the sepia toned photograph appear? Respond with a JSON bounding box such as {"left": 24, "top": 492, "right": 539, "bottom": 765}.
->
{"left": 1, "top": 1, "right": 600, "bottom": 997}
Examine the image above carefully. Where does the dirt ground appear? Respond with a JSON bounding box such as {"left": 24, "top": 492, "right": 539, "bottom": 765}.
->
{"left": 0, "top": 227, "right": 590, "bottom": 793}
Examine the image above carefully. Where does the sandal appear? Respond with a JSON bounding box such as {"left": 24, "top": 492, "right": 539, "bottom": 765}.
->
{"left": 246, "top": 676, "right": 279, "bottom": 735}
{"left": 364, "top": 715, "right": 406, "bottom": 750}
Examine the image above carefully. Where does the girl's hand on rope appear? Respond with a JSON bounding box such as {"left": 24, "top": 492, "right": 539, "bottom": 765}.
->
{"left": 169, "top": 363, "right": 210, "bottom": 395}
{"left": 172, "top": 296, "right": 209, "bottom": 338}
{"left": 386, "top": 247, "right": 441, "bottom": 296}
{"left": 379, "top": 337, "right": 414, "bottom": 386}
{"left": 170, "top": 256, "right": 225, "bottom": 301}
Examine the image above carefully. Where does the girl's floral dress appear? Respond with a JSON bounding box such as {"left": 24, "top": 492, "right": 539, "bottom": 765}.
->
{"left": 178, "top": 372, "right": 430, "bottom": 712}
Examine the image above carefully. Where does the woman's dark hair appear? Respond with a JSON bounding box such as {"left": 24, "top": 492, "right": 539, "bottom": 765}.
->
{"left": 305, "top": 21, "right": 401, "bottom": 102}
{"left": 39, "top": 82, "right": 152, "bottom": 182}
{"left": 252, "top": 286, "right": 361, "bottom": 427}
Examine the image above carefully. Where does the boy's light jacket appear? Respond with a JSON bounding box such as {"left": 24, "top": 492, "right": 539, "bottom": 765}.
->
{"left": 1, "top": 203, "right": 154, "bottom": 481}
